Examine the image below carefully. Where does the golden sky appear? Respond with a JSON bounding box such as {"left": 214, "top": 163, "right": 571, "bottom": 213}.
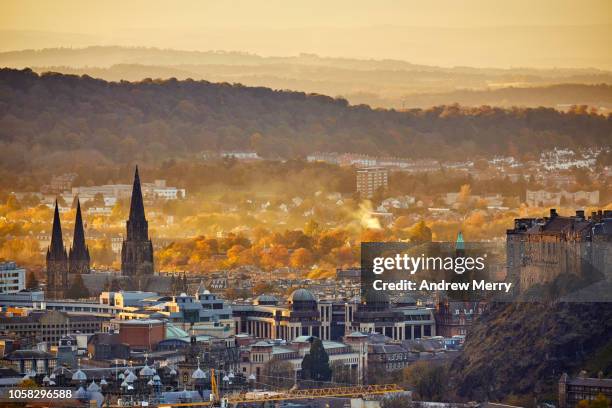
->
{"left": 1, "top": 0, "right": 611, "bottom": 68}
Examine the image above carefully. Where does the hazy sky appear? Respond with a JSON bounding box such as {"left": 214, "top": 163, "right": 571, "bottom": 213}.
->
{"left": 1, "top": 0, "right": 611, "bottom": 68}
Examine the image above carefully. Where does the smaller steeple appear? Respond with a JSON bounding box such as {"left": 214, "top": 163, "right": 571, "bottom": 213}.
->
{"left": 69, "top": 198, "right": 90, "bottom": 275}
{"left": 455, "top": 231, "right": 465, "bottom": 251}
{"left": 71, "top": 200, "right": 88, "bottom": 255}
{"left": 49, "top": 201, "right": 66, "bottom": 258}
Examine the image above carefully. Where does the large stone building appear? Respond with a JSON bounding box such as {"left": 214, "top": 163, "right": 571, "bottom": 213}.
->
{"left": 121, "top": 166, "right": 155, "bottom": 278}
{"left": 232, "top": 289, "right": 330, "bottom": 342}
{"left": 46, "top": 200, "right": 91, "bottom": 299}
{"left": 507, "top": 209, "right": 612, "bottom": 293}
{"left": 78, "top": 168, "right": 175, "bottom": 296}
{"left": 233, "top": 289, "right": 435, "bottom": 343}
{"left": 0, "top": 310, "right": 104, "bottom": 345}
{"left": 434, "top": 300, "right": 486, "bottom": 337}
{"left": 239, "top": 336, "right": 366, "bottom": 383}
{"left": 46, "top": 202, "right": 69, "bottom": 299}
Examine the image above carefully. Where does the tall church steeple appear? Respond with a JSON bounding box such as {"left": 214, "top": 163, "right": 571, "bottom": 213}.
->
{"left": 69, "top": 199, "right": 90, "bottom": 276}
{"left": 121, "top": 166, "right": 154, "bottom": 277}
{"left": 126, "top": 165, "right": 148, "bottom": 241}
{"left": 46, "top": 201, "right": 68, "bottom": 299}
{"left": 49, "top": 201, "right": 65, "bottom": 256}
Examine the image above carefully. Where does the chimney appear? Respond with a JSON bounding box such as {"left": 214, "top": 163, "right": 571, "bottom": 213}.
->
{"left": 575, "top": 210, "right": 584, "bottom": 219}
{"left": 550, "top": 208, "right": 558, "bottom": 218}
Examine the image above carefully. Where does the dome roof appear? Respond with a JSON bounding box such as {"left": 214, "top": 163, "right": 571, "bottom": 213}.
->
{"left": 153, "top": 375, "right": 161, "bottom": 381}
{"left": 118, "top": 373, "right": 125, "bottom": 380}
{"left": 192, "top": 367, "right": 207, "bottom": 380}
{"left": 255, "top": 294, "right": 278, "bottom": 305}
{"left": 71, "top": 369, "right": 87, "bottom": 382}
{"left": 139, "top": 364, "right": 156, "bottom": 377}
{"left": 100, "top": 378, "right": 108, "bottom": 386}
{"left": 396, "top": 294, "right": 417, "bottom": 306}
{"left": 75, "top": 386, "right": 88, "bottom": 400}
{"left": 87, "top": 381, "right": 100, "bottom": 393}
{"left": 169, "top": 367, "right": 177, "bottom": 376}
{"left": 288, "top": 288, "right": 317, "bottom": 303}
{"left": 126, "top": 372, "right": 138, "bottom": 383}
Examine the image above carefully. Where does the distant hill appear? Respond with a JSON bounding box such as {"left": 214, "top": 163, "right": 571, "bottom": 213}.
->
{"left": 1, "top": 46, "right": 611, "bottom": 109}
{"left": 0, "top": 68, "right": 610, "bottom": 174}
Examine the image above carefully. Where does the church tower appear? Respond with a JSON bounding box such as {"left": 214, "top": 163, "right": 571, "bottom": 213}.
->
{"left": 68, "top": 199, "right": 90, "bottom": 276}
{"left": 121, "top": 166, "right": 155, "bottom": 277}
{"left": 46, "top": 201, "right": 68, "bottom": 299}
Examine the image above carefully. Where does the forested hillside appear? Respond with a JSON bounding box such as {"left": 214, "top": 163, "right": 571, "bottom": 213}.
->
{"left": 2, "top": 47, "right": 612, "bottom": 109}
{"left": 0, "top": 68, "right": 611, "bottom": 173}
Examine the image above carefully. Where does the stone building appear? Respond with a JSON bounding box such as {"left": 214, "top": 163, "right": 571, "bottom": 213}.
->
{"left": 559, "top": 372, "right": 612, "bottom": 407}
{"left": 46, "top": 202, "right": 69, "bottom": 299}
{"left": 507, "top": 209, "right": 612, "bottom": 293}
{"left": 46, "top": 199, "right": 91, "bottom": 299}
{"left": 0, "top": 310, "right": 104, "bottom": 345}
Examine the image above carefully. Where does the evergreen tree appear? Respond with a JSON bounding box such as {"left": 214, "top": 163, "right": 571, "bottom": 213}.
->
{"left": 66, "top": 274, "right": 90, "bottom": 299}
{"left": 301, "top": 338, "right": 331, "bottom": 385}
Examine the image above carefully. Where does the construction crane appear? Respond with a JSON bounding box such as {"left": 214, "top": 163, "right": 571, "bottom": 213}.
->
{"left": 209, "top": 368, "right": 219, "bottom": 404}
{"left": 157, "top": 383, "right": 404, "bottom": 408}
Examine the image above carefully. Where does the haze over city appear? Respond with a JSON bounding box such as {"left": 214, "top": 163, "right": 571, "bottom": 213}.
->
{"left": 0, "top": 1, "right": 611, "bottom": 406}
{"left": 1, "top": 0, "right": 612, "bottom": 69}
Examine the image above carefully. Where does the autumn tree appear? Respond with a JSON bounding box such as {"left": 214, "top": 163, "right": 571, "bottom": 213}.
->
{"left": 253, "top": 281, "right": 275, "bottom": 296}
{"left": 577, "top": 394, "right": 611, "bottom": 408}
{"left": 262, "top": 360, "right": 294, "bottom": 389}
{"left": 402, "top": 361, "right": 448, "bottom": 401}
{"left": 408, "top": 221, "right": 432, "bottom": 243}
{"left": 304, "top": 219, "right": 320, "bottom": 236}
{"left": 290, "top": 248, "right": 314, "bottom": 269}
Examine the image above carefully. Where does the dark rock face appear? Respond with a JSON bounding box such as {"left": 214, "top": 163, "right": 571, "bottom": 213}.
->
{"left": 451, "top": 301, "right": 612, "bottom": 400}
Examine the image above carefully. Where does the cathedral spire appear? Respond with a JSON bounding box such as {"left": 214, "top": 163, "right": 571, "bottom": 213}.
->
{"left": 49, "top": 200, "right": 65, "bottom": 256}
{"left": 47, "top": 200, "right": 68, "bottom": 299}
{"left": 129, "top": 165, "right": 146, "bottom": 223}
{"left": 122, "top": 166, "right": 154, "bottom": 277}
{"left": 72, "top": 199, "right": 87, "bottom": 255}
{"left": 69, "top": 198, "right": 90, "bottom": 275}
